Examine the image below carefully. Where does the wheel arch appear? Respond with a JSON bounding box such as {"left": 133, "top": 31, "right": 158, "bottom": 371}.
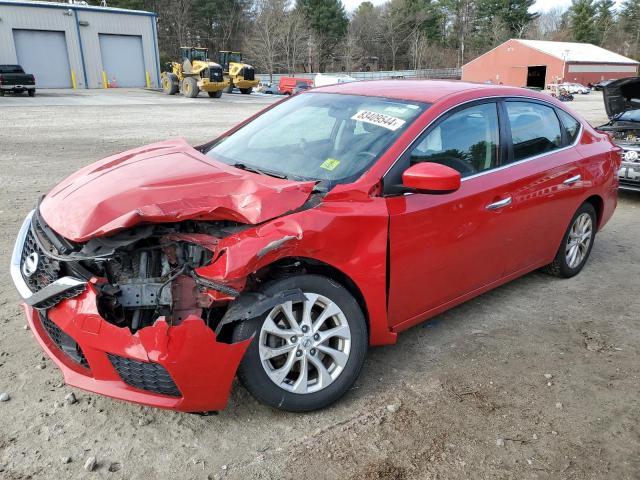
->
{"left": 256, "top": 256, "right": 371, "bottom": 335}
{"left": 584, "top": 194, "right": 604, "bottom": 229}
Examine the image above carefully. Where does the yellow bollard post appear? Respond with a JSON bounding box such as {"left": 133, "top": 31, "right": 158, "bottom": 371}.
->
{"left": 145, "top": 70, "right": 151, "bottom": 89}
{"left": 71, "top": 70, "right": 77, "bottom": 89}
{"left": 102, "top": 71, "right": 108, "bottom": 89}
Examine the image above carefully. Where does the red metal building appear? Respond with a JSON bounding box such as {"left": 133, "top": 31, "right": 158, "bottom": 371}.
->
{"left": 462, "top": 39, "right": 639, "bottom": 88}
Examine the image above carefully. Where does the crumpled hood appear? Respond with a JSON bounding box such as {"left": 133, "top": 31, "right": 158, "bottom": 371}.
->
{"left": 40, "top": 138, "right": 315, "bottom": 242}
{"left": 603, "top": 76, "right": 640, "bottom": 118}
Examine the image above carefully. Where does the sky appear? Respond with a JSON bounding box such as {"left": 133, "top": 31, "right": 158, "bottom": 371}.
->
{"left": 341, "top": 0, "right": 621, "bottom": 14}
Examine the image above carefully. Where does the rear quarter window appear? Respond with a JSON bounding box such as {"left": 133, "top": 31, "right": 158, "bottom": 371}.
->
{"left": 556, "top": 109, "right": 581, "bottom": 144}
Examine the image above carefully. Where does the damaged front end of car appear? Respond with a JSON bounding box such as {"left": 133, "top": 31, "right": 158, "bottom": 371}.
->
{"left": 9, "top": 138, "right": 334, "bottom": 411}
{"left": 11, "top": 208, "right": 272, "bottom": 411}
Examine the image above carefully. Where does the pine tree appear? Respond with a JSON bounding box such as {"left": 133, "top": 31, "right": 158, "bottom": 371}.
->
{"left": 296, "top": 0, "right": 348, "bottom": 40}
{"left": 500, "top": 0, "right": 538, "bottom": 37}
{"left": 569, "top": 0, "right": 597, "bottom": 43}
{"left": 594, "top": 0, "right": 614, "bottom": 45}
{"left": 619, "top": 0, "right": 640, "bottom": 59}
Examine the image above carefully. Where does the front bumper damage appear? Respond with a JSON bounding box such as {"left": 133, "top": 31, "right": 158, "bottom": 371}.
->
{"left": 24, "top": 289, "right": 250, "bottom": 411}
{"left": 11, "top": 210, "right": 252, "bottom": 411}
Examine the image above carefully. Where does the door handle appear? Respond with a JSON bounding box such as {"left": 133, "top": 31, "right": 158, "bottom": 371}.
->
{"left": 486, "top": 197, "right": 512, "bottom": 210}
{"left": 563, "top": 174, "right": 582, "bottom": 185}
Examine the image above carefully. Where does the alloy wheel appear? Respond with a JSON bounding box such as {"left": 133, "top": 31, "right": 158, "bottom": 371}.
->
{"left": 565, "top": 212, "right": 593, "bottom": 269}
{"left": 258, "top": 293, "right": 352, "bottom": 394}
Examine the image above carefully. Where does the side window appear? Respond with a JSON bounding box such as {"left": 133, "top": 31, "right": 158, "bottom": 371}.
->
{"left": 506, "top": 101, "right": 562, "bottom": 162}
{"left": 556, "top": 109, "right": 581, "bottom": 144}
{"left": 410, "top": 103, "right": 500, "bottom": 177}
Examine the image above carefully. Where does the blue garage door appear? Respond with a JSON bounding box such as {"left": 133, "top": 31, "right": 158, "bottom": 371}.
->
{"left": 13, "top": 29, "right": 72, "bottom": 88}
{"left": 99, "top": 34, "right": 146, "bottom": 88}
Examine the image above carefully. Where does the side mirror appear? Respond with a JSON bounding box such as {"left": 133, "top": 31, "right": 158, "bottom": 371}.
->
{"left": 402, "top": 162, "right": 461, "bottom": 193}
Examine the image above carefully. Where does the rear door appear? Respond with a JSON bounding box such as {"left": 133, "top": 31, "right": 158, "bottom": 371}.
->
{"left": 385, "top": 100, "right": 514, "bottom": 329}
{"left": 495, "top": 100, "right": 588, "bottom": 275}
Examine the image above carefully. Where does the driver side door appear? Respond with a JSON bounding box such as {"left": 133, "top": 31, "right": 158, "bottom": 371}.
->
{"left": 385, "top": 100, "right": 515, "bottom": 330}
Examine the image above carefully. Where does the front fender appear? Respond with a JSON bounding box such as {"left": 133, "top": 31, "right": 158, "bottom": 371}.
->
{"left": 195, "top": 198, "right": 397, "bottom": 346}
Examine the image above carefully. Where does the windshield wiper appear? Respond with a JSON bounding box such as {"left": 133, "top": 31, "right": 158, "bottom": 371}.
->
{"left": 232, "top": 162, "right": 287, "bottom": 179}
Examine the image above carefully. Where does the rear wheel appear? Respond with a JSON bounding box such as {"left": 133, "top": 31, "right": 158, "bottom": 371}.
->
{"left": 208, "top": 90, "right": 222, "bottom": 98}
{"left": 182, "top": 77, "right": 199, "bottom": 98}
{"left": 543, "top": 202, "right": 597, "bottom": 278}
{"left": 0, "top": 90, "right": 5, "bottom": 96}
{"left": 28, "top": 89, "right": 35, "bottom": 97}
{"left": 240, "top": 87, "right": 252, "bottom": 95}
{"left": 232, "top": 274, "right": 368, "bottom": 412}
{"left": 162, "top": 74, "right": 178, "bottom": 95}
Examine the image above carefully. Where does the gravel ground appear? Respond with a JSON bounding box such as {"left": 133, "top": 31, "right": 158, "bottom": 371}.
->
{"left": 0, "top": 88, "right": 638, "bottom": 480}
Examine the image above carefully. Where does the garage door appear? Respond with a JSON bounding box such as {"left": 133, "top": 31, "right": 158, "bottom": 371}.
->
{"left": 13, "top": 30, "right": 72, "bottom": 88}
{"left": 99, "top": 34, "right": 146, "bottom": 88}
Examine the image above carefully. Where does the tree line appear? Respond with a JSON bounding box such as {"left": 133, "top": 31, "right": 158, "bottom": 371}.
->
{"left": 50, "top": 0, "right": 640, "bottom": 76}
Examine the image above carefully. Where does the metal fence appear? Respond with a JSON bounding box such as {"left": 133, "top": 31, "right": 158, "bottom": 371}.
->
{"left": 259, "top": 68, "right": 462, "bottom": 84}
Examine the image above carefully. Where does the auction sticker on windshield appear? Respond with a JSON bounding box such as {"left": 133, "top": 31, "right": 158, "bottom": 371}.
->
{"left": 351, "top": 110, "right": 406, "bottom": 131}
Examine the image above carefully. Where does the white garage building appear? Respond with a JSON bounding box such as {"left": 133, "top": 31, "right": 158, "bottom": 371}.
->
{"left": 0, "top": 0, "right": 160, "bottom": 88}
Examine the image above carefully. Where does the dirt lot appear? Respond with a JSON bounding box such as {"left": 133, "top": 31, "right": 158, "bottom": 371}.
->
{"left": 0, "top": 88, "right": 638, "bottom": 480}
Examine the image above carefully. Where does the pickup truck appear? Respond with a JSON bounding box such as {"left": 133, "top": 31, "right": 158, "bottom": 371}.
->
{"left": 0, "top": 65, "right": 36, "bottom": 96}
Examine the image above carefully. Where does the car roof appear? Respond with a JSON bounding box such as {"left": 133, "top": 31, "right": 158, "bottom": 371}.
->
{"left": 312, "top": 79, "right": 511, "bottom": 104}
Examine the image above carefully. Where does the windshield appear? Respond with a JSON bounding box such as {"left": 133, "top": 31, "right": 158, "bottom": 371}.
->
{"left": 192, "top": 49, "right": 208, "bottom": 62}
{"left": 229, "top": 53, "right": 242, "bottom": 63}
{"left": 206, "top": 92, "right": 428, "bottom": 186}
{"left": 0, "top": 65, "right": 24, "bottom": 73}
{"left": 615, "top": 109, "right": 640, "bottom": 122}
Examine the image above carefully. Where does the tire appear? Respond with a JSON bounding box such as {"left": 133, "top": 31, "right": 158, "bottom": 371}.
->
{"left": 28, "top": 89, "right": 35, "bottom": 97}
{"left": 0, "top": 90, "right": 4, "bottom": 96}
{"left": 232, "top": 274, "right": 368, "bottom": 412}
{"left": 182, "top": 77, "right": 199, "bottom": 98}
{"left": 240, "top": 87, "right": 252, "bottom": 95}
{"left": 543, "top": 202, "right": 597, "bottom": 278}
{"left": 208, "top": 90, "right": 222, "bottom": 98}
{"left": 162, "top": 73, "right": 178, "bottom": 95}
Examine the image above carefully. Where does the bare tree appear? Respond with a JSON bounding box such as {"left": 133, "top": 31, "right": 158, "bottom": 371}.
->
{"left": 246, "top": 0, "right": 287, "bottom": 81}
{"left": 281, "top": 8, "right": 308, "bottom": 73}
{"left": 339, "top": 22, "right": 364, "bottom": 73}
{"left": 163, "top": 0, "right": 194, "bottom": 49}
{"left": 381, "top": 0, "right": 412, "bottom": 70}
{"left": 525, "top": 6, "right": 566, "bottom": 40}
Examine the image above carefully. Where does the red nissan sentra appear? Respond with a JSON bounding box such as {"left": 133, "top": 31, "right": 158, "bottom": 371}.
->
{"left": 10, "top": 80, "right": 620, "bottom": 412}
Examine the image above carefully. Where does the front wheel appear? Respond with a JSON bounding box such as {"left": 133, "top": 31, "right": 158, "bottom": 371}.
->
{"left": 239, "top": 87, "right": 252, "bottom": 94}
{"left": 232, "top": 274, "right": 368, "bottom": 412}
{"left": 543, "top": 202, "right": 596, "bottom": 278}
{"left": 162, "top": 74, "right": 178, "bottom": 95}
{"left": 182, "top": 77, "right": 199, "bottom": 98}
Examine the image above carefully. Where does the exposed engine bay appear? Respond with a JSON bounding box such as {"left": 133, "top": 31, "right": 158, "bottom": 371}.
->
{"left": 598, "top": 123, "right": 640, "bottom": 147}
{"left": 30, "top": 208, "right": 252, "bottom": 334}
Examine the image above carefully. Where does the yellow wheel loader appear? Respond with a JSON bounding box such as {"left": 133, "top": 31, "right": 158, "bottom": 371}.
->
{"left": 218, "top": 51, "right": 259, "bottom": 94}
{"left": 161, "top": 47, "right": 228, "bottom": 98}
